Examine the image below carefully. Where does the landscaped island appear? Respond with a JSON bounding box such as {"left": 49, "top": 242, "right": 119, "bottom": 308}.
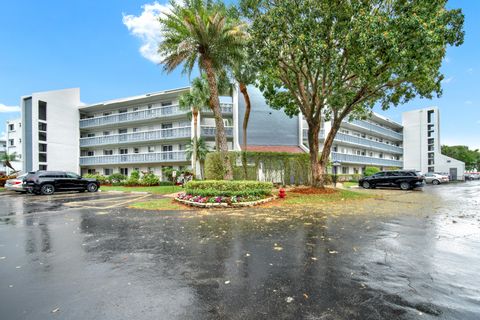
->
{"left": 175, "top": 180, "right": 275, "bottom": 207}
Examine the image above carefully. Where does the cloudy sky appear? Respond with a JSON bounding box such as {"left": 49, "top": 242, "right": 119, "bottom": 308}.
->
{"left": 0, "top": 0, "right": 478, "bottom": 148}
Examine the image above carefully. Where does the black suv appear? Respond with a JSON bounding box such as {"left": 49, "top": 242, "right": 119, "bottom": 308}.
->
{"left": 359, "top": 170, "right": 425, "bottom": 190}
{"left": 23, "top": 171, "right": 100, "bottom": 195}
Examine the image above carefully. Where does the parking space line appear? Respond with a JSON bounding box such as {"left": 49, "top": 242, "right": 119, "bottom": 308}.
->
{"left": 64, "top": 194, "right": 152, "bottom": 209}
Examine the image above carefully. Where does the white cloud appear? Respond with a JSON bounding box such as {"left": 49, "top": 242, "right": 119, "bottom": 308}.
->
{"left": 123, "top": 2, "right": 176, "bottom": 64}
{"left": 465, "top": 100, "right": 473, "bottom": 105}
{"left": 0, "top": 104, "right": 20, "bottom": 113}
{"left": 441, "top": 77, "right": 453, "bottom": 84}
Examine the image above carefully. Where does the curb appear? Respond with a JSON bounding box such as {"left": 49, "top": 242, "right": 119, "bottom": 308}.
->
{"left": 175, "top": 196, "right": 276, "bottom": 208}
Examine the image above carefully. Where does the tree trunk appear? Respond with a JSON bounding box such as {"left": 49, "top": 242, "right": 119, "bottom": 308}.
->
{"left": 318, "top": 119, "right": 342, "bottom": 185}
{"left": 240, "top": 82, "right": 251, "bottom": 179}
{"left": 192, "top": 109, "right": 198, "bottom": 179}
{"left": 307, "top": 123, "right": 323, "bottom": 188}
{"left": 201, "top": 58, "right": 233, "bottom": 180}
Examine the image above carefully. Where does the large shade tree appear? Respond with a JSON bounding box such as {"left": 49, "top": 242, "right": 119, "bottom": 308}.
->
{"left": 179, "top": 76, "right": 210, "bottom": 178}
{"left": 241, "top": 0, "right": 464, "bottom": 187}
{"left": 159, "top": 0, "right": 247, "bottom": 180}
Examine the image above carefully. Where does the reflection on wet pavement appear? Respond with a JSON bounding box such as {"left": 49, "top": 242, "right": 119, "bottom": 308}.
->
{"left": 0, "top": 182, "right": 479, "bottom": 319}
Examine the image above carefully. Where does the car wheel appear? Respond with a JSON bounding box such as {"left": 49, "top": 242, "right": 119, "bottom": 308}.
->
{"left": 87, "top": 183, "right": 98, "bottom": 192}
{"left": 41, "top": 184, "right": 55, "bottom": 195}
{"left": 362, "top": 181, "right": 370, "bottom": 189}
{"left": 432, "top": 179, "right": 440, "bottom": 185}
{"left": 400, "top": 182, "right": 410, "bottom": 190}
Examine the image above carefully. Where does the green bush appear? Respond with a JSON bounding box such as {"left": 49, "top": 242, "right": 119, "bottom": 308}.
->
{"left": 140, "top": 173, "right": 160, "bottom": 186}
{"left": 204, "top": 152, "right": 227, "bottom": 180}
{"left": 364, "top": 166, "right": 380, "bottom": 177}
{"left": 83, "top": 174, "right": 109, "bottom": 185}
{"left": 162, "top": 167, "right": 175, "bottom": 182}
{"left": 123, "top": 170, "right": 140, "bottom": 186}
{"left": 108, "top": 173, "right": 127, "bottom": 183}
{"left": 158, "top": 181, "right": 174, "bottom": 186}
{"left": 185, "top": 180, "right": 273, "bottom": 197}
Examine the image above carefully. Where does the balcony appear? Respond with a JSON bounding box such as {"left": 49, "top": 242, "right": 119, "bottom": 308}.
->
{"left": 79, "top": 102, "right": 234, "bottom": 129}
{"left": 331, "top": 152, "right": 403, "bottom": 167}
{"left": 80, "top": 151, "right": 188, "bottom": 166}
{"left": 343, "top": 119, "right": 403, "bottom": 141}
{"left": 80, "top": 127, "right": 191, "bottom": 147}
{"left": 203, "top": 103, "right": 234, "bottom": 114}
{"left": 201, "top": 126, "right": 234, "bottom": 137}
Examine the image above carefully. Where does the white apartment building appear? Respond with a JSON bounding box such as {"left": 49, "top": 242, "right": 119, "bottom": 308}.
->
{"left": 403, "top": 107, "right": 465, "bottom": 180}
{"left": 6, "top": 118, "right": 23, "bottom": 174}
{"left": 8, "top": 86, "right": 464, "bottom": 181}
{"left": 78, "top": 88, "right": 234, "bottom": 179}
{"left": 20, "top": 88, "right": 80, "bottom": 173}
{"left": 0, "top": 138, "right": 6, "bottom": 174}
{"left": 300, "top": 114, "right": 404, "bottom": 175}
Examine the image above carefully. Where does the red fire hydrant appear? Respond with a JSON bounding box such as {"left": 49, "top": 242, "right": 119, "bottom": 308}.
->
{"left": 279, "top": 188, "right": 286, "bottom": 199}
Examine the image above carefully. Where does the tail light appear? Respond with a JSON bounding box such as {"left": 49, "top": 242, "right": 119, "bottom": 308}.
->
{"left": 13, "top": 181, "right": 22, "bottom": 185}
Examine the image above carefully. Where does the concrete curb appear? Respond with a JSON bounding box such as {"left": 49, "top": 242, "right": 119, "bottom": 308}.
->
{"left": 175, "top": 196, "right": 276, "bottom": 208}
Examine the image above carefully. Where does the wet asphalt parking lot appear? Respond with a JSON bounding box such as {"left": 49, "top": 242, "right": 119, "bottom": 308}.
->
{"left": 0, "top": 182, "right": 479, "bottom": 320}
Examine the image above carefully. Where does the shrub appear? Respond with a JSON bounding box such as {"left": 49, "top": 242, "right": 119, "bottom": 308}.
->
{"left": 140, "top": 173, "right": 160, "bottom": 186}
{"left": 108, "top": 173, "right": 126, "bottom": 183}
{"left": 124, "top": 171, "right": 140, "bottom": 186}
{"left": 83, "top": 174, "right": 109, "bottom": 185}
{"left": 162, "top": 167, "right": 175, "bottom": 182}
{"left": 364, "top": 166, "right": 381, "bottom": 177}
{"left": 158, "top": 181, "right": 174, "bottom": 186}
{"left": 185, "top": 180, "right": 273, "bottom": 197}
{"left": 204, "top": 152, "right": 226, "bottom": 180}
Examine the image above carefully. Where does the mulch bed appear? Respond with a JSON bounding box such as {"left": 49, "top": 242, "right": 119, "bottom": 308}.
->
{"left": 289, "top": 187, "right": 338, "bottom": 195}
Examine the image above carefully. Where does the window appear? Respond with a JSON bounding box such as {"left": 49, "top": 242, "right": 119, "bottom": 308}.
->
{"left": 104, "top": 168, "right": 112, "bottom": 176}
{"left": 39, "top": 153, "right": 47, "bottom": 163}
{"left": 8, "top": 124, "right": 14, "bottom": 131}
{"left": 161, "top": 123, "right": 173, "bottom": 129}
{"left": 103, "top": 150, "right": 113, "bottom": 155}
{"left": 119, "top": 108, "right": 128, "bottom": 113}
{"left": 353, "top": 168, "right": 359, "bottom": 174}
{"left": 120, "top": 168, "right": 129, "bottom": 176}
{"left": 133, "top": 107, "right": 139, "bottom": 112}
{"left": 428, "top": 138, "right": 434, "bottom": 145}
{"left": 39, "top": 165, "right": 47, "bottom": 171}
{"left": 379, "top": 153, "right": 384, "bottom": 159}
{"left": 103, "top": 131, "right": 110, "bottom": 136}
{"left": 103, "top": 112, "right": 112, "bottom": 116}
{"left": 148, "top": 146, "right": 155, "bottom": 153}
{"left": 39, "top": 144, "right": 47, "bottom": 152}
{"left": 39, "top": 132, "right": 47, "bottom": 141}
{"left": 333, "top": 145, "right": 338, "bottom": 152}
{"left": 118, "top": 129, "right": 127, "bottom": 134}
{"left": 119, "top": 148, "right": 128, "bottom": 154}
{"left": 9, "top": 139, "right": 14, "bottom": 146}
{"left": 369, "top": 152, "right": 373, "bottom": 157}
{"left": 133, "top": 148, "right": 139, "bottom": 154}
{"left": 87, "top": 151, "right": 94, "bottom": 157}
{"left": 66, "top": 172, "right": 80, "bottom": 179}
{"left": 147, "top": 104, "right": 153, "bottom": 109}
{"left": 87, "top": 169, "right": 96, "bottom": 175}
{"left": 39, "top": 101, "right": 47, "bottom": 120}
{"left": 428, "top": 159, "right": 435, "bottom": 165}
{"left": 428, "top": 166, "right": 435, "bottom": 173}
{"left": 428, "top": 145, "right": 434, "bottom": 151}
{"left": 162, "top": 145, "right": 173, "bottom": 152}
{"left": 342, "top": 167, "right": 348, "bottom": 174}
{"left": 427, "top": 110, "right": 435, "bottom": 123}
{"left": 161, "top": 101, "right": 172, "bottom": 106}
{"left": 133, "top": 127, "right": 139, "bottom": 132}
{"left": 87, "top": 133, "right": 95, "bottom": 138}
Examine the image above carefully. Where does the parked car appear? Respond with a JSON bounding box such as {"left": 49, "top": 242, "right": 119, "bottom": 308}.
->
{"left": 5, "top": 173, "right": 28, "bottom": 192}
{"left": 24, "top": 171, "right": 100, "bottom": 195}
{"left": 359, "top": 170, "right": 425, "bottom": 190}
{"left": 424, "top": 172, "right": 449, "bottom": 185}
{"left": 465, "top": 173, "right": 480, "bottom": 181}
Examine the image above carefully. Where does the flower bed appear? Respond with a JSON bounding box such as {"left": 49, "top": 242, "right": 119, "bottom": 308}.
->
{"left": 176, "top": 180, "right": 275, "bottom": 207}
{"left": 175, "top": 192, "right": 276, "bottom": 208}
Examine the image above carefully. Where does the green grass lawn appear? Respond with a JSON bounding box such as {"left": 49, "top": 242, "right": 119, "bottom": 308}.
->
{"left": 100, "top": 185, "right": 182, "bottom": 195}
{"left": 282, "top": 189, "right": 371, "bottom": 206}
{"left": 342, "top": 181, "right": 359, "bottom": 188}
{"left": 129, "top": 198, "right": 185, "bottom": 210}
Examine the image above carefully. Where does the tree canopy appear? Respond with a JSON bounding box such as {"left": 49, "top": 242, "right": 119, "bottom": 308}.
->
{"left": 442, "top": 145, "right": 480, "bottom": 171}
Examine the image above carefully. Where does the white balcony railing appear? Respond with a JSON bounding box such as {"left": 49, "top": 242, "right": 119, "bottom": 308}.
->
{"left": 345, "top": 119, "right": 403, "bottom": 141}
{"left": 80, "top": 151, "right": 188, "bottom": 166}
{"left": 201, "top": 126, "right": 234, "bottom": 137}
{"left": 331, "top": 152, "right": 403, "bottom": 167}
{"left": 79, "top": 103, "right": 233, "bottom": 129}
{"left": 80, "top": 127, "right": 191, "bottom": 147}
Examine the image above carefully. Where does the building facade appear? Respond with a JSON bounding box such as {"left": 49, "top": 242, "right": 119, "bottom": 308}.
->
{"left": 5, "top": 118, "right": 23, "bottom": 174}
{"left": 8, "top": 86, "right": 465, "bottom": 180}
{"left": 402, "top": 107, "right": 465, "bottom": 180}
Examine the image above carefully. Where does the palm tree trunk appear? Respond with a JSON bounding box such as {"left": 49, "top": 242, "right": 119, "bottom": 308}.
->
{"left": 240, "top": 82, "right": 251, "bottom": 179}
{"left": 192, "top": 110, "right": 198, "bottom": 178}
{"left": 202, "top": 58, "right": 233, "bottom": 180}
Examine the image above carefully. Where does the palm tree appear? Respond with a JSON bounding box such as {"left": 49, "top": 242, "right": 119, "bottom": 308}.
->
{"left": 185, "top": 138, "right": 210, "bottom": 179}
{"left": 1, "top": 152, "right": 18, "bottom": 173}
{"left": 158, "top": 0, "right": 247, "bottom": 180}
{"left": 179, "top": 76, "right": 210, "bottom": 178}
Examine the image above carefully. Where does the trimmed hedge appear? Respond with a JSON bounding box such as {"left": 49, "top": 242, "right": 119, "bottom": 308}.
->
{"left": 185, "top": 180, "right": 273, "bottom": 197}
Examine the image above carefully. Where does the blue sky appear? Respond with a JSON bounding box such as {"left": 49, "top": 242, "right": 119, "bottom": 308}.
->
{"left": 0, "top": 0, "right": 478, "bottom": 148}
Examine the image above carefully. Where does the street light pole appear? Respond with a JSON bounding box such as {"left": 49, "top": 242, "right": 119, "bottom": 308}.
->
{"left": 332, "top": 161, "right": 341, "bottom": 188}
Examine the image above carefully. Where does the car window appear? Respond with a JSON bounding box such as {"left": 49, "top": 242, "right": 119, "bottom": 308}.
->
{"left": 386, "top": 172, "right": 397, "bottom": 176}
{"left": 66, "top": 172, "right": 80, "bottom": 179}
{"left": 373, "top": 172, "right": 386, "bottom": 177}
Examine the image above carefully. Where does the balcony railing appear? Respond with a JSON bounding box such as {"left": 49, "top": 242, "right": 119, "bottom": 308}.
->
{"left": 79, "top": 102, "right": 234, "bottom": 129}
{"left": 80, "top": 127, "right": 191, "bottom": 147}
{"left": 344, "top": 119, "right": 403, "bottom": 141}
{"left": 331, "top": 152, "right": 403, "bottom": 167}
{"left": 80, "top": 151, "right": 188, "bottom": 166}
{"left": 201, "top": 126, "right": 234, "bottom": 137}
{"left": 203, "top": 103, "right": 234, "bottom": 114}
{"left": 333, "top": 132, "right": 403, "bottom": 154}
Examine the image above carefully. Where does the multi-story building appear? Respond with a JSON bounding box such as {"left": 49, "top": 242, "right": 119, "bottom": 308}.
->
{"left": 20, "top": 88, "right": 80, "bottom": 173}
{"left": 5, "top": 119, "right": 22, "bottom": 174}
{"left": 403, "top": 107, "right": 465, "bottom": 180}
{"left": 0, "top": 138, "right": 6, "bottom": 174}
{"left": 78, "top": 88, "right": 234, "bottom": 179}
{"left": 9, "top": 86, "right": 464, "bottom": 180}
